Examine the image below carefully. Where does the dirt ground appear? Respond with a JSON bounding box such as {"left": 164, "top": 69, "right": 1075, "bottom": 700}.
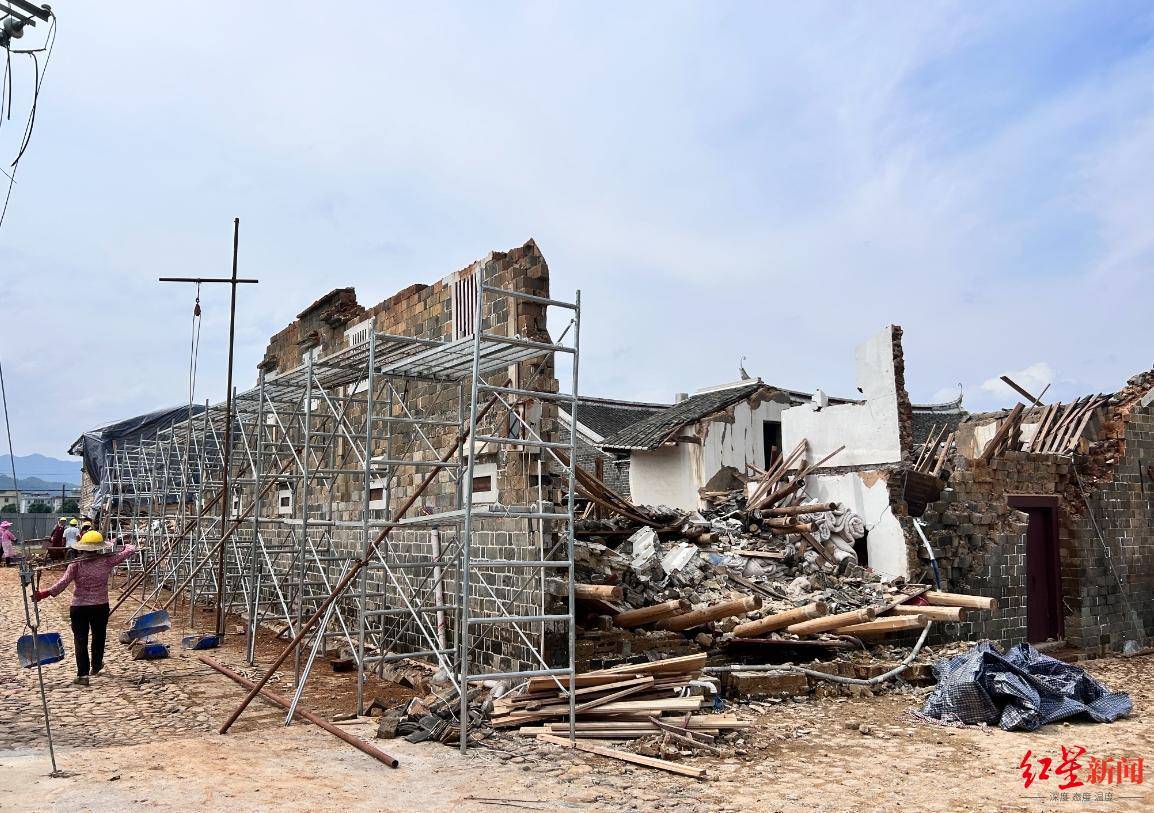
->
{"left": 3, "top": 567, "right": 1152, "bottom": 813}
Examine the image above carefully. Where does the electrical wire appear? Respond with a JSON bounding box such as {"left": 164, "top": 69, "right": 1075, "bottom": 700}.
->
{"left": 0, "top": 10, "right": 55, "bottom": 232}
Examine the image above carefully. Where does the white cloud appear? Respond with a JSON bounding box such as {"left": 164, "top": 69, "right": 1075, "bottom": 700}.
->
{"left": 981, "top": 362, "right": 1055, "bottom": 402}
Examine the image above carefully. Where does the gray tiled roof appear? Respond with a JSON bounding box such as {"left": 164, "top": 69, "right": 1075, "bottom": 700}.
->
{"left": 911, "top": 394, "right": 967, "bottom": 446}
{"left": 600, "top": 382, "right": 772, "bottom": 450}
{"left": 567, "top": 396, "right": 669, "bottom": 441}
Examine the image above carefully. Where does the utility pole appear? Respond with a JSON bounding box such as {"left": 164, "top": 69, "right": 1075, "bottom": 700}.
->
{"left": 161, "top": 218, "right": 258, "bottom": 636}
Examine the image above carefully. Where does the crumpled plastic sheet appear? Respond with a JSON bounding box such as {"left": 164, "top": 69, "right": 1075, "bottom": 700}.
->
{"left": 920, "top": 641, "right": 1132, "bottom": 732}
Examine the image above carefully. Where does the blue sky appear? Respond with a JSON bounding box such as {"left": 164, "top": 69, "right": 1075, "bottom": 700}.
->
{"left": 1, "top": 2, "right": 1152, "bottom": 455}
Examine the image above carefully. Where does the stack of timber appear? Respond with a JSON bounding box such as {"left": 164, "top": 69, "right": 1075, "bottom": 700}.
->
{"left": 491, "top": 653, "right": 749, "bottom": 777}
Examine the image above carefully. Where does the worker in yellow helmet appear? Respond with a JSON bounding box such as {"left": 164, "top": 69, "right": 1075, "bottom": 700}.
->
{"left": 63, "top": 518, "right": 80, "bottom": 560}
{"left": 34, "top": 531, "right": 139, "bottom": 685}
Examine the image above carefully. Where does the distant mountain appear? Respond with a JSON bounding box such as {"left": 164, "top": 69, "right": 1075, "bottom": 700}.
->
{"left": 0, "top": 475, "right": 79, "bottom": 493}
{"left": 0, "top": 454, "right": 80, "bottom": 487}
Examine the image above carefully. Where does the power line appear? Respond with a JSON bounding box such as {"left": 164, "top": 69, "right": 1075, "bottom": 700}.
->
{"left": 0, "top": 7, "right": 55, "bottom": 232}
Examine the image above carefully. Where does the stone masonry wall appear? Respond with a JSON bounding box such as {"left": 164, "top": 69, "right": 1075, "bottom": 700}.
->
{"left": 245, "top": 239, "right": 563, "bottom": 673}
{"left": 916, "top": 400, "right": 1154, "bottom": 654}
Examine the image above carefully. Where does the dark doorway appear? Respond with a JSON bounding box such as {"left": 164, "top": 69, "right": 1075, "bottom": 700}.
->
{"left": 1008, "top": 495, "right": 1063, "bottom": 642}
{"left": 762, "top": 420, "right": 783, "bottom": 468}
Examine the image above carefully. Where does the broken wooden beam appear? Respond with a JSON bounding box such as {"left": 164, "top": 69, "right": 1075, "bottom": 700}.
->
{"left": 612, "top": 599, "right": 691, "bottom": 628}
{"left": 657, "top": 594, "right": 762, "bottom": 632}
{"left": 732, "top": 601, "right": 828, "bottom": 638}
{"left": 924, "top": 591, "right": 997, "bottom": 610}
{"left": 980, "top": 402, "right": 1024, "bottom": 462}
{"left": 890, "top": 604, "right": 966, "bottom": 622}
{"left": 785, "top": 606, "right": 875, "bottom": 636}
{"left": 837, "top": 614, "right": 927, "bottom": 636}
{"left": 574, "top": 583, "right": 624, "bottom": 602}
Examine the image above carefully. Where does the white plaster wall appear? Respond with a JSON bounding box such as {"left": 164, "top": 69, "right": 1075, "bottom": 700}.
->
{"left": 629, "top": 445, "right": 701, "bottom": 510}
{"left": 782, "top": 327, "right": 902, "bottom": 467}
{"left": 802, "top": 471, "right": 909, "bottom": 578}
{"left": 701, "top": 398, "right": 789, "bottom": 476}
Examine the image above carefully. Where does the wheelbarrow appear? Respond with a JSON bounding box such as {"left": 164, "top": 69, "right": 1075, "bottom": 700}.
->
{"left": 17, "top": 632, "right": 65, "bottom": 668}
{"left": 126, "top": 610, "right": 171, "bottom": 641}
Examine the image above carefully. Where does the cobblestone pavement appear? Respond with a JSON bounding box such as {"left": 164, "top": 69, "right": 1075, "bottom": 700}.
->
{"left": 0, "top": 566, "right": 235, "bottom": 749}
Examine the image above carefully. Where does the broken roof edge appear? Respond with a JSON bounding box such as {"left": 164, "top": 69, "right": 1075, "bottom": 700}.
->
{"left": 600, "top": 381, "right": 777, "bottom": 451}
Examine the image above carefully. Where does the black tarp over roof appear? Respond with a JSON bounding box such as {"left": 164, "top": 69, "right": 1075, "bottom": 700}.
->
{"left": 69, "top": 404, "right": 207, "bottom": 486}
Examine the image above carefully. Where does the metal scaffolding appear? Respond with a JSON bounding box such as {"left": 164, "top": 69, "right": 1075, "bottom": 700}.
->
{"left": 103, "top": 267, "right": 581, "bottom": 749}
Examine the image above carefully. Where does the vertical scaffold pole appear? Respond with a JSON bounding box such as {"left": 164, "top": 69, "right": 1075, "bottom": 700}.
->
{"left": 459, "top": 263, "right": 486, "bottom": 754}
{"left": 356, "top": 327, "right": 376, "bottom": 714}
{"left": 248, "top": 369, "right": 266, "bottom": 664}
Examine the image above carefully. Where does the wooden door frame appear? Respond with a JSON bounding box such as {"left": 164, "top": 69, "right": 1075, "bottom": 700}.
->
{"left": 1007, "top": 494, "right": 1063, "bottom": 641}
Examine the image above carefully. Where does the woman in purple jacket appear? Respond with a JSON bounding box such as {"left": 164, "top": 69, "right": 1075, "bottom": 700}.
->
{"left": 33, "top": 530, "right": 138, "bottom": 686}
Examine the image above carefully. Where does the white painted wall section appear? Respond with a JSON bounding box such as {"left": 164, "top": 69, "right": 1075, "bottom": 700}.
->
{"left": 700, "top": 398, "right": 789, "bottom": 476}
{"left": 782, "top": 326, "right": 903, "bottom": 467}
{"left": 629, "top": 444, "right": 701, "bottom": 510}
{"left": 802, "top": 471, "right": 908, "bottom": 579}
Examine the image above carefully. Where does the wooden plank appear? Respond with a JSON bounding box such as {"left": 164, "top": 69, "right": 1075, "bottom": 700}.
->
{"left": 525, "top": 673, "right": 639, "bottom": 694}
{"left": 980, "top": 403, "right": 1025, "bottom": 462}
{"left": 914, "top": 423, "right": 939, "bottom": 470}
{"left": 838, "top": 615, "right": 927, "bottom": 636}
{"left": 594, "top": 653, "right": 707, "bottom": 676}
{"left": 931, "top": 432, "right": 955, "bottom": 477}
{"left": 563, "top": 675, "right": 654, "bottom": 699}
{"left": 924, "top": 590, "right": 997, "bottom": 610}
{"left": 1057, "top": 396, "right": 1103, "bottom": 454}
{"left": 1023, "top": 403, "right": 1056, "bottom": 453}
{"left": 1037, "top": 399, "right": 1080, "bottom": 454}
{"left": 573, "top": 679, "right": 653, "bottom": 713}
{"left": 536, "top": 734, "right": 707, "bottom": 779}
{"left": 545, "top": 718, "right": 747, "bottom": 731}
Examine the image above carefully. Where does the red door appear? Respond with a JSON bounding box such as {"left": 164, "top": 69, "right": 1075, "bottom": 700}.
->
{"left": 1009, "top": 496, "right": 1063, "bottom": 642}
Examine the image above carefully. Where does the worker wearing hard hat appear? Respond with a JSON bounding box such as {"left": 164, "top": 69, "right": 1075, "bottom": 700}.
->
{"left": 33, "top": 531, "right": 139, "bottom": 685}
{"left": 62, "top": 518, "right": 80, "bottom": 559}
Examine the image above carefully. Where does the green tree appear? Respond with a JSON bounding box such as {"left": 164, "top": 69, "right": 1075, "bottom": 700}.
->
{"left": 0, "top": 503, "right": 16, "bottom": 513}
{"left": 27, "top": 502, "right": 52, "bottom": 513}
{"left": 61, "top": 499, "right": 79, "bottom": 513}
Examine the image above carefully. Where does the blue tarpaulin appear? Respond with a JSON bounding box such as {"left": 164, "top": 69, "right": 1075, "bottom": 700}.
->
{"left": 921, "top": 641, "right": 1132, "bottom": 732}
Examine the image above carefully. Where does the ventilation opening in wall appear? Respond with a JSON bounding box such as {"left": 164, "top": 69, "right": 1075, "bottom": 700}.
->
{"left": 368, "top": 477, "right": 387, "bottom": 510}
{"left": 277, "top": 482, "right": 293, "bottom": 515}
{"left": 451, "top": 270, "right": 478, "bottom": 340}
{"left": 345, "top": 316, "right": 373, "bottom": 348}
{"left": 470, "top": 462, "right": 498, "bottom": 503}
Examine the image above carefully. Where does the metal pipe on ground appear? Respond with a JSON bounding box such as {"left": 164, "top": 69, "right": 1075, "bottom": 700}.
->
{"left": 198, "top": 655, "right": 399, "bottom": 768}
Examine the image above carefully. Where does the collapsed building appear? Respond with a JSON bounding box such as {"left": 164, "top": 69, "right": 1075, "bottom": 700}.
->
{"left": 68, "top": 241, "right": 1153, "bottom": 757}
